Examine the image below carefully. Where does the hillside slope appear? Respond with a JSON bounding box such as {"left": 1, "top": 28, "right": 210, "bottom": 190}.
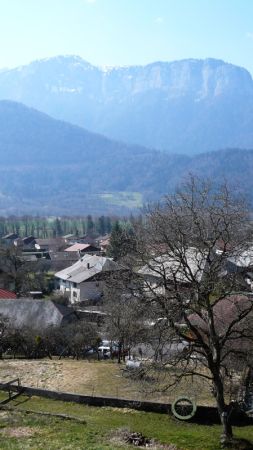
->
{"left": 0, "top": 101, "right": 252, "bottom": 215}
{"left": 0, "top": 101, "right": 187, "bottom": 214}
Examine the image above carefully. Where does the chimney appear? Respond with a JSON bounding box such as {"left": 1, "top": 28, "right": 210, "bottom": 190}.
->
{"left": 87, "top": 263, "right": 90, "bottom": 269}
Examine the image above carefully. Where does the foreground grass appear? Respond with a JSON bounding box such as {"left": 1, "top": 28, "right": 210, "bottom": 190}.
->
{"left": 0, "top": 393, "right": 252, "bottom": 450}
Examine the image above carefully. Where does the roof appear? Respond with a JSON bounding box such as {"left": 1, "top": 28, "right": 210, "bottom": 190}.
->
{"left": 49, "top": 251, "right": 80, "bottom": 271}
{"left": 50, "top": 251, "right": 80, "bottom": 261}
{"left": 22, "top": 236, "right": 35, "bottom": 245}
{"left": 64, "top": 243, "right": 97, "bottom": 252}
{"left": 35, "top": 238, "right": 65, "bottom": 251}
{"left": 0, "top": 289, "right": 16, "bottom": 299}
{"left": 227, "top": 246, "right": 253, "bottom": 268}
{"left": 77, "top": 236, "right": 96, "bottom": 245}
{"left": 138, "top": 247, "right": 206, "bottom": 283}
{"left": 35, "top": 238, "right": 64, "bottom": 246}
{"left": 189, "top": 295, "right": 253, "bottom": 336}
{"left": 55, "top": 254, "right": 122, "bottom": 284}
{"left": 0, "top": 298, "right": 77, "bottom": 329}
{"left": 100, "top": 238, "right": 110, "bottom": 247}
{"left": 2, "top": 233, "right": 18, "bottom": 240}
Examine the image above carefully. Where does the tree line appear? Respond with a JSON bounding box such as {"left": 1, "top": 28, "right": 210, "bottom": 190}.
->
{"left": 0, "top": 215, "right": 136, "bottom": 238}
{"left": 0, "top": 316, "right": 100, "bottom": 360}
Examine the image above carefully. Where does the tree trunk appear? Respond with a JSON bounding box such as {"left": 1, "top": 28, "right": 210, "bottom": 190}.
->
{"left": 117, "top": 342, "right": 122, "bottom": 364}
{"left": 213, "top": 374, "right": 233, "bottom": 446}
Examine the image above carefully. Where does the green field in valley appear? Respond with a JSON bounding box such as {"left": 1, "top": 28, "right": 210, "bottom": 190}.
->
{"left": 97, "top": 192, "right": 143, "bottom": 209}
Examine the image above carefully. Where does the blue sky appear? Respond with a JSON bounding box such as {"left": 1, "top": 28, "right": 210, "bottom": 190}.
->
{"left": 1, "top": 0, "right": 253, "bottom": 74}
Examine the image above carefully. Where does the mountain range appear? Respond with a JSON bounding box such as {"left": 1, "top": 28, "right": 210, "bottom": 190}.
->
{"left": 0, "top": 101, "right": 252, "bottom": 215}
{"left": 1, "top": 56, "right": 253, "bottom": 154}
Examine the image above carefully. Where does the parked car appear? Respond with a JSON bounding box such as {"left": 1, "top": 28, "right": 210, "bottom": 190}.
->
{"left": 98, "top": 340, "right": 129, "bottom": 358}
{"left": 98, "top": 345, "right": 111, "bottom": 358}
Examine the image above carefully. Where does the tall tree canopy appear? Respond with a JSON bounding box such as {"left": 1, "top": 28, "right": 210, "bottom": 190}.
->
{"left": 133, "top": 177, "right": 253, "bottom": 446}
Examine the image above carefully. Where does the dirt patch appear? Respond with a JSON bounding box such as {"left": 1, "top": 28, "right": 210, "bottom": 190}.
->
{"left": 1, "top": 426, "right": 37, "bottom": 438}
{"left": 111, "top": 428, "right": 182, "bottom": 449}
{"left": 0, "top": 359, "right": 94, "bottom": 392}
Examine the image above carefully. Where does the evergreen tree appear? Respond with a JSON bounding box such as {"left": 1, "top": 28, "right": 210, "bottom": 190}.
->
{"left": 105, "top": 216, "right": 112, "bottom": 234}
{"left": 107, "top": 221, "right": 136, "bottom": 260}
{"left": 87, "top": 215, "right": 94, "bottom": 236}
{"left": 54, "top": 218, "right": 63, "bottom": 237}
{"left": 98, "top": 216, "right": 106, "bottom": 235}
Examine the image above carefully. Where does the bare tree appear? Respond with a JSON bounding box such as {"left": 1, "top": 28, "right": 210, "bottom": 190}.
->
{"left": 0, "top": 315, "right": 10, "bottom": 358}
{"left": 134, "top": 177, "right": 253, "bottom": 446}
{"left": 0, "top": 246, "right": 37, "bottom": 295}
{"left": 48, "top": 321, "right": 99, "bottom": 360}
{"left": 103, "top": 270, "right": 148, "bottom": 363}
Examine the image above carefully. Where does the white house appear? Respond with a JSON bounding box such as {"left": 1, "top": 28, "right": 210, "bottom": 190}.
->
{"left": 55, "top": 254, "right": 122, "bottom": 304}
{"left": 138, "top": 247, "right": 207, "bottom": 291}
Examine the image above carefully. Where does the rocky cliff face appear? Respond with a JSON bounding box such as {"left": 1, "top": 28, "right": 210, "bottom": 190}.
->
{"left": 1, "top": 56, "right": 253, "bottom": 154}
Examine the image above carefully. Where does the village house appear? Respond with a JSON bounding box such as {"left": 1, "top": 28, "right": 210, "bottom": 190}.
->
{"left": 1, "top": 233, "right": 19, "bottom": 246}
{"left": 63, "top": 234, "right": 97, "bottom": 246}
{"left": 49, "top": 250, "right": 80, "bottom": 272}
{"left": 54, "top": 254, "right": 123, "bottom": 304}
{"left": 225, "top": 246, "right": 253, "bottom": 290}
{"left": 0, "top": 289, "right": 17, "bottom": 299}
{"left": 34, "top": 237, "right": 66, "bottom": 252}
{"left": 138, "top": 247, "right": 207, "bottom": 295}
{"left": 0, "top": 298, "right": 78, "bottom": 329}
{"left": 64, "top": 243, "right": 101, "bottom": 256}
{"left": 99, "top": 234, "right": 110, "bottom": 254}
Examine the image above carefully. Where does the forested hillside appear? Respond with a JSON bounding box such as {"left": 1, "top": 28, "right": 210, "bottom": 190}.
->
{"left": 0, "top": 101, "right": 253, "bottom": 215}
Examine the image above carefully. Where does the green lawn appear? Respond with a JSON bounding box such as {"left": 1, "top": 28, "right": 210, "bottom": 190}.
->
{"left": 0, "top": 393, "right": 252, "bottom": 450}
{"left": 97, "top": 191, "right": 143, "bottom": 209}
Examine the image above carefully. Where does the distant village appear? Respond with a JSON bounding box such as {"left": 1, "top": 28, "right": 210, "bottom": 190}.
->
{"left": 0, "top": 231, "right": 114, "bottom": 330}
{"left": 1, "top": 225, "right": 253, "bottom": 358}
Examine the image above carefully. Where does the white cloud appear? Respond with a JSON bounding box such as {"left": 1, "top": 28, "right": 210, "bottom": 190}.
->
{"left": 246, "top": 32, "right": 253, "bottom": 39}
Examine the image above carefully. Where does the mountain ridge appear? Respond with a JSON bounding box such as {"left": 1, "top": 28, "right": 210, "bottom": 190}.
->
{"left": 0, "top": 56, "right": 253, "bottom": 154}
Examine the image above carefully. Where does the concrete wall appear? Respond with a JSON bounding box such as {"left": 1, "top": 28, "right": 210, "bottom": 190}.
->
{"left": 1, "top": 382, "right": 252, "bottom": 425}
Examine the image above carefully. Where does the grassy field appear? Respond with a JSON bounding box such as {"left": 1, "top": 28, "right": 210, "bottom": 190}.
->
{"left": 0, "top": 392, "right": 252, "bottom": 450}
{"left": 0, "top": 359, "right": 214, "bottom": 405}
{"left": 97, "top": 191, "right": 143, "bottom": 209}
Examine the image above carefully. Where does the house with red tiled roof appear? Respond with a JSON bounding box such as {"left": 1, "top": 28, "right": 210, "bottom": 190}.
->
{"left": 0, "top": 289, "right": 17, "bottom": 299}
